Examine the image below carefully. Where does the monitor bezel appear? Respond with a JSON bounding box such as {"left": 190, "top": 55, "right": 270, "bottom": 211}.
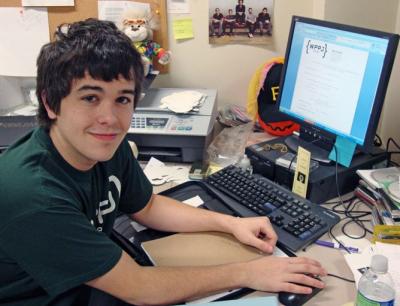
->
{"left": 277, "top": 15, "right": 399, "bottom": 153}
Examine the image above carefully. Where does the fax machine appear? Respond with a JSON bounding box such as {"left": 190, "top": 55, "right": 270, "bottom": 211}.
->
{"left": 127, "top": 88, "right": 218, "bottom": 162}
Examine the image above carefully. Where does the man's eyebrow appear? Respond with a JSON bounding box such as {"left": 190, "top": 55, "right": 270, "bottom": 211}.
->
{"left": 120, "top": 89, "right": 135, "bottom": 95}
{"left": 77, "top": 85, "right": 104, "bottom": 92}
{"left": 76, "top": 86, "right": 135, "bottom": 95}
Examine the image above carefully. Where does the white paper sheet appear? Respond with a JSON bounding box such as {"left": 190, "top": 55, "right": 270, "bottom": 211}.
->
{"left": 183, "top": 195, "right": 204, "bottom": 208}
{"left": 143, "top": 157, "right": 190, "bottom": 186}
{"left": 167, "top": 0, "right": 190, "bottom": 14}
{"left": 98, "top": 0, "right": 150, "bottom": 26}
{"left": 0, "top": 7, "right": 49, "bottom": 77}
{"left": 22, "top": 0, "right": 74, "bottom": 6}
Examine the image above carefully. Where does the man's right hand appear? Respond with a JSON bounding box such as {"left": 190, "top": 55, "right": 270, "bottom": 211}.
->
{"left": 241, "top": 256, "right": 327, "bottom": 294}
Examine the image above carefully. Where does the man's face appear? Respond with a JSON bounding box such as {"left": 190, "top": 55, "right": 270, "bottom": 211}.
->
{"left": 45, "top": 73, "right": 135, "bottom": 171}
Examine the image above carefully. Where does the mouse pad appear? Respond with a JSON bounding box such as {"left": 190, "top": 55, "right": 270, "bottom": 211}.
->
{"left": 141, "top": 231, "right": 288, "bottom": 267}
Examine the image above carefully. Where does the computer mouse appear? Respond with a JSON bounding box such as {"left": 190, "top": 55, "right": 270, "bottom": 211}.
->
{"left": 278, "top": 286, "right": 322, "bottom": 306}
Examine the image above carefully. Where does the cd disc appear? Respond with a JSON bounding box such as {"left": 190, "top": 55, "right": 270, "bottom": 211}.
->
{"left": 371, "top": 168, "right": 400, "bottom": 185}
{"left": 387, "top": 181, "right": 400, "bottom": 203}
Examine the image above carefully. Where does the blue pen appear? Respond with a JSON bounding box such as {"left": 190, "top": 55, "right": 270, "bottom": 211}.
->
{"left": 315, "top": 240, "right": 359, "bottom": 253}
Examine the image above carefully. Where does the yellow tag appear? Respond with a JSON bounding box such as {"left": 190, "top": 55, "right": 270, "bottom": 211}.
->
{"left": 292, "top": 146, "right": 311, "bottom": 198}
{"left": 372, "top": 225, "right": 400, "bottom": 244}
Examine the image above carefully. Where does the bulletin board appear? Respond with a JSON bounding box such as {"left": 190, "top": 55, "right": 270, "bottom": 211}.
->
{"left": 1, "top": 0, "right": 169, "bottom": 73}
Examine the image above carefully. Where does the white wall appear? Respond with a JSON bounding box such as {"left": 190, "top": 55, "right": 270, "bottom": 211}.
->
{"left": 324, "top": 0, "right": 398, "bottom": 31}
{"left": 380, "top": 1, "right": 400, "bottom": 157}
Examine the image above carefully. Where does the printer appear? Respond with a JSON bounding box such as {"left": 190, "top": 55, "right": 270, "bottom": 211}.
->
{"left": 127, "top": 88, "right": 218, "bottom": 162}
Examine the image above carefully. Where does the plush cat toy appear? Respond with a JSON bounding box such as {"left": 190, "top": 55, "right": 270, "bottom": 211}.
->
{"left": 120, "top": 9, "right": 171, "bottom": 76}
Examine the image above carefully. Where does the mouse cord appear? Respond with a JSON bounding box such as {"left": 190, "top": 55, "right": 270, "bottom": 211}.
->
{"left": 327, "top": 273, "right": 355, "bottom": 283}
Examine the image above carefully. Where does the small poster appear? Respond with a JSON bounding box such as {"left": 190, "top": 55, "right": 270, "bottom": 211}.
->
{"left": 208, "top": 0, "right": 274, "bottom": 46}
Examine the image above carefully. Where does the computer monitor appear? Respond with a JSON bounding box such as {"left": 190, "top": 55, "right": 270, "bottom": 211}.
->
{"left": 277, "top": 16, "right": 399, "bottom": 163}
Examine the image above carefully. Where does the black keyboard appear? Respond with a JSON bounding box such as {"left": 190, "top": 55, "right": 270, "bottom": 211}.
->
{"left": 205, "top": 165, "right": 340, "bottom": 252}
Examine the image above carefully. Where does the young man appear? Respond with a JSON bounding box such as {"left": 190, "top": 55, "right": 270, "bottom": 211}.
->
{"left": 257, "top": 7, "right": 272, "bottom": 36}
{"left": 223, "top": 9, "right": 237, "bottom": 36}
{"left": 235, "top": 0, "right": 246, "bottom": 25}
{"left": 210, "top": 8, "right": 224, "bottom": 37}
{"left": 246, "top": 7, "right": 257, "bottom": 38}
{"left": 0, "top": 19, "right": 326, "bottom": 306}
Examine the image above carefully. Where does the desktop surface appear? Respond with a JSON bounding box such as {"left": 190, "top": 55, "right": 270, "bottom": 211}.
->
{"left": 147, "top": 169, "right": 359, "bottom": 305}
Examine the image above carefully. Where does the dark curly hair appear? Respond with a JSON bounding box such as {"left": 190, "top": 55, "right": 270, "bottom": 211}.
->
{"left": 36, "top": 18, "right": 144, "bottom": 129}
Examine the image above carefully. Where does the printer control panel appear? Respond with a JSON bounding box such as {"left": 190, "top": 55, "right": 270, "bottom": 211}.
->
{"left": 131, "top": 117, "right": 169, "bottom": 130}
{"left": 130, "top": 115, "right": 195, "bottom": 132}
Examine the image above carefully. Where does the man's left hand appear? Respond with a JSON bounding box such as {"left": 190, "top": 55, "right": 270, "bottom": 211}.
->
{"left": 230, "top": 217, "right": 277, "bottom": 253}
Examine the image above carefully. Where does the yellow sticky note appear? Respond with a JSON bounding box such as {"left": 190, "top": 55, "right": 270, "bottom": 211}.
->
{"left": 172, "top": 18, "right": 194, "bottom": 40}
{"left": 292, "top": 146, "right": 311, "bottom": 198}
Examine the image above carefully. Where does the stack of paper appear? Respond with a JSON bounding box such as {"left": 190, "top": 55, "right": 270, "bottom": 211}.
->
{"left": 160, "top": 90, "right": 205, "bottom": 113}
{"left": 355, "top": 167, "right": 400, "bottom": 225}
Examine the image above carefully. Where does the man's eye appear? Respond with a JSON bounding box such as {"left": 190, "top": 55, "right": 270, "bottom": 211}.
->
{"left": 82, "top": 95, "right": 98, "bottom": 103}
{"left": 116, "top": 96, "right": 132, "bottom": 105}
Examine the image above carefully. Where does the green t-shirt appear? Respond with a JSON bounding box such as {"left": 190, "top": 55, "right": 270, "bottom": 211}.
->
{"left": 0, "top": 127, "right": 153, "bottom": 306}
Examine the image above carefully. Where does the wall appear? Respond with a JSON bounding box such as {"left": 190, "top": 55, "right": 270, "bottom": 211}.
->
{"left": 380, "top": 1, "right": 400, "bottom": 158}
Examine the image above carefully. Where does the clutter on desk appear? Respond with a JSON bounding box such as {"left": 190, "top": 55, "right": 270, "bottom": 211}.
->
{"left": 143, "top": 157, "right": 189, "bottom": 185}
{"left": 205, "top": 122, "right": 253, "bottom": 175}
{"left": 217, "top": 104, "right": 252, "bottom": 127}
{"left": 373, "top": 225, "right": 400, "bottom": 244}
{"left": 355, "top": 167, "right": 400, "bottom": 226}
{"left": 159, "top": 90, "right": 205, "bottom": 113}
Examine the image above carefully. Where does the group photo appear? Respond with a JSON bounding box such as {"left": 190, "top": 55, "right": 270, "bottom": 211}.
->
{"left": 209, "top": 0, "right": 274, "bottom": 45}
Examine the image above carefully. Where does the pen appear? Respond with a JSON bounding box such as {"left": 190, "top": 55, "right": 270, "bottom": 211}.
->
{"left": 315, "top": 240, "right": 359, "bottom": 253}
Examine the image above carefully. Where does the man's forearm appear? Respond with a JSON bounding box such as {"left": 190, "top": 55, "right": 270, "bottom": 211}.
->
{"left": 133, "top": 194, "right": 236, "bottom": 234}
{"left": 131, "top": 260, "right": 247, "bottom": 304}
{"left": 88, "top": 251, "right": 248, "bottom": 306}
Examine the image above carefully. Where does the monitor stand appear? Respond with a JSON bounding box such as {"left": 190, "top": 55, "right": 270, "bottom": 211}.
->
{"left": 284, "top": 135, "right": 332, "bottom": 165}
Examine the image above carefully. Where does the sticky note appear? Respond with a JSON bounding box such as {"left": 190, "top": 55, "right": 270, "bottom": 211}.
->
{"left": 172, "top": 18, "right": 194, "bottom": 40}
{"left": 292, "top": 146, "right": 311, "bottom": 198}
{"left": 329, "top": 136, "right": 357, "bottom": 167}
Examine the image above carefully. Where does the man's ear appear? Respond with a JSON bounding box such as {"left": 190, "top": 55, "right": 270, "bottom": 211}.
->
{"left": 41, "top": 91, "right": 57, "bottom": 120}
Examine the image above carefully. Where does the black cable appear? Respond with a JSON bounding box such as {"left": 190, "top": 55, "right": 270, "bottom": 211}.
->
{"left": 374, "top": 134, "right": 382, "bottom": 147}
{"left": 327, "top": 273, "right": 355, "bottom": 283}
{"left": 386, "top": 137, "right": 400, "bottom": 151}
{"left": 385, "top": 137, "right": 400, "bottom": 166}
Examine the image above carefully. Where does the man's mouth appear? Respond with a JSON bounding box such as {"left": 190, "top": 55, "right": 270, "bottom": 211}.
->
{"left": 90, "top": 132, "right": 119, "bottom": 141}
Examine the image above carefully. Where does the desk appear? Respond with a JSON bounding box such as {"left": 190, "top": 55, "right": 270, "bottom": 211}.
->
{"left": 151, "top": 178, "right": 362, "bottom": 305}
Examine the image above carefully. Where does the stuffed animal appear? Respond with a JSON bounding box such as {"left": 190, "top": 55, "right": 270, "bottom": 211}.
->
{"left": 120, "top": 9, "right": 171, "bottom": 76}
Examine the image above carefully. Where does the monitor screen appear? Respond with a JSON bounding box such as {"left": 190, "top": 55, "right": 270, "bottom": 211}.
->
{"left": 278, "top": 16, "right": 399, "bottom": 163}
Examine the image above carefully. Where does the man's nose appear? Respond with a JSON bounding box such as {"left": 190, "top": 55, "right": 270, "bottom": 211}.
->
{"left": 97, "top": 101, "right": 117, "bottom": 125}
